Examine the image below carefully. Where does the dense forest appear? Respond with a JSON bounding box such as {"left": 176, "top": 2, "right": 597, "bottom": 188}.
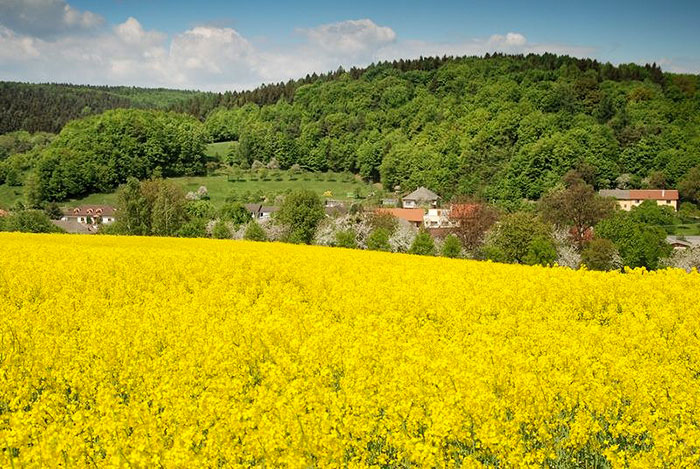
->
{"left": 24, "top": 109, "right": 207, "bottom": 202}
{"left": 197, "top": 53, "right": 700, "bottom": 203}
{"left": 0, "top": 82, "right": 204, "bottom": 133}
{"left": 2, "top": 53, "right": 699, "bottom": 207}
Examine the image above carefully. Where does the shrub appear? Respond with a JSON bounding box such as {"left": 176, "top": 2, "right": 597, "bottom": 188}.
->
{"left": 334, "top": 229, "right": 357, "bottom": 249}
{"left": 409, "top": 231, "right": 436, "bottom": 256}
{"left": 367, "top": 228, "right": 391, "bottom": 252}
{"left": 581, "top": 238, "right": 619, "bottom": 271}
{"left": 441, "top": 234, "right": 462, "bottom": 258}
{"left": 244, "top": 221, "right": 267, "bottom": 241}
{"left": 212, "top": 221, "right": 231, "bottom": 239}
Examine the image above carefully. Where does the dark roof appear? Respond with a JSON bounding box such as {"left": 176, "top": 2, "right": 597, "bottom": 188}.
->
{"left": 599, "top": 189, "right": 679, "bottom": 201}
{"left": 402, "top": 187, "right": 439, "bottom": 202}
{"left": 51, "top": 219, "right": 97, "bottom": 234}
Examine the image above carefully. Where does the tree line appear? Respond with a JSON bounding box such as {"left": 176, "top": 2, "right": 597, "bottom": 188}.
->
{"left": 0, "top": 82, "right": 204, "bottom": 134}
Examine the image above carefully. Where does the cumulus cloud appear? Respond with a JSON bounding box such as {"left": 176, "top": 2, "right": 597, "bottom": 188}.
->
{"left": 298, "top": 19, "right": 396, "bottom": 57}
{"left": 0, "top": 3, "right": 605, "bottom": 91}
{"left": 0, "top": 0, "right": 103, "bottom": 38}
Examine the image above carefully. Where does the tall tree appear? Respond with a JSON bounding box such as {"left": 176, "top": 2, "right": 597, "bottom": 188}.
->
{"left": 276, "top": 190, "right": 325, "bottom": 244}
{"left": 540, "top": 177, "right": 616, "bottom": 250}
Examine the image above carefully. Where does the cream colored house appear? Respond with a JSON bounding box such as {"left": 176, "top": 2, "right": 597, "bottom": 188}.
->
{"left": 599, "top": 189, "right": 679, "bottom": 211}
{"left": 423, "top": 208, "right": 456, "bottom": 229}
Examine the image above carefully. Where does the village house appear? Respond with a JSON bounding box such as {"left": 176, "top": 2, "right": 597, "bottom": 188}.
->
{"left": 599, "top": 189, "right": 679, "bottom": 211}
{"left": 402, "top": 187, "right": 440, "bottom": 208}
{"left": 423, "top": 208, "right": 457, "bottom": 229}
{"left": 666, "top": 236, "right": 700, "bottom": 249}
{"left": 61, "top": 205, "right": 117, "bottom": 224}
{"left": 375, "top": 208, "right": 425, "bottom": 228}
{"left": 244, "top": 203, "right": 279, "bottom": 220}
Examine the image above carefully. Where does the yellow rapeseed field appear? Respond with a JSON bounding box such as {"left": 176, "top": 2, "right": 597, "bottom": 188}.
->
{"left": 1, "top": 233, "right": 700, "bottom": 467}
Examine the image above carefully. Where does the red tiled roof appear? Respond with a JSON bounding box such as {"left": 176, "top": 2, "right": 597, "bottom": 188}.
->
{"left": 628, "top": 190, "right": 679, "bottom": 201}
{"left": 64, "top": 205, "right": 117, "bottom": 217}
{"left": 375, "top": 208, "right": 425, "bottom": 223}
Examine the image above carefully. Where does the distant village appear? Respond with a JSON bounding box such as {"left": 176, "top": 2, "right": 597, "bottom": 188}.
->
{"left": 44, "top": 185, "right": 699, "bottom": 250}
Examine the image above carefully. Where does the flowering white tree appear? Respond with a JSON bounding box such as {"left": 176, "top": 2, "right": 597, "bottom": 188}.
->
{"left": 660, "top": 248, "right": 700, "bottom": 272}
{"left": 389, "top": 222, "right": 417, "bottom": 253}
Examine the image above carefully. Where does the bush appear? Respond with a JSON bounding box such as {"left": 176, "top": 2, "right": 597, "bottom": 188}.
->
{"left": 581, "top": 238, "right": 618, "bottom": 271}
{"left": 441, "top": 234, "right": 462, "bottom": 258}
{"left": 1, "top": 210, "right": 60, "bottom": 233}
{"left": 523, "top": 236, "right": 558, "bottom": 266}
{"left": 334, "top": 229, "right": 357, "bottom": 249}
{"left": 367, "top": 228, "right": 391, "bottom": 252}
{"left": 176, "top": 218, "right": 208, "bottom": 238}
{"left": 409, "top": 231, "right": 436, "bottom": 256}
{"left": 219, "top": 202, "right": 252, "bottom": 226}
{"left": 244, "top": 221, "right": 267, "bottom": 241}
{"left": 212, "top": 221, "right": 231, "bottom": 239}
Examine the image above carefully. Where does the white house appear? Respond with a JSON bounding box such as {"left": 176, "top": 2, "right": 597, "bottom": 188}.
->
{"left": 423, "top": 208, "right": 457, "bottom": 229}
{"left": 61, "top": 206, "right": 117, "bottom": 225}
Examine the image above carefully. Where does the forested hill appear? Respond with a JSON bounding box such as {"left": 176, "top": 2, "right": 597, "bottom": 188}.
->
{"left": 3, "top": 53, "right": 700, "bottom": 206}
{"left": 0, "top": 82, "right": 205, "bottom": 133}
{"left": 197, "top": 53, "right": 700, "bottom": 202}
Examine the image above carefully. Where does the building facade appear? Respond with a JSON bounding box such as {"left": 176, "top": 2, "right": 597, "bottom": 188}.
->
{"left": 599, "top": 189, "right": 679, "bottom": 211}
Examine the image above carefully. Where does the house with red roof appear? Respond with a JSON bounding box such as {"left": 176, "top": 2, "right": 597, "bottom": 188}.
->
{"left": 61, "top": 205, "right": 118, "bottom": 225}
{"left": 599, "top": 189, "right": 679, "bottom": 211}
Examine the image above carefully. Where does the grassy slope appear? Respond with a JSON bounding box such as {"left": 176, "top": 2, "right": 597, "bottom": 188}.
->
{"left": 0, "top": 171, "right": 377, "bottom": 209}
{"left": 205, "top": 141, "right": 234, "bottom": 160}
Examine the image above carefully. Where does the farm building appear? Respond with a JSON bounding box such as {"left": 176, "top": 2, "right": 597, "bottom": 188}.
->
{"left": 599, "top": 189, "right": 679, "bottom": 211}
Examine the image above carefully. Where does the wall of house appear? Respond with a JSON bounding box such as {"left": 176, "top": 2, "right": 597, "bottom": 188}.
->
{"left": 617, "top": 199, "right": 678, "bottom": 211}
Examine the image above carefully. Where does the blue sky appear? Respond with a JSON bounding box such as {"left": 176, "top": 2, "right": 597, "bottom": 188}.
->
{"left": 1, "top": 0, "right": 698, "bottom": 90}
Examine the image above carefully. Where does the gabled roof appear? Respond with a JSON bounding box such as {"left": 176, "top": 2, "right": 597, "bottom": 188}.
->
{"left": 260, "top": 206, "right": 278, "bottom": 213}
{"left": 403, "top": 187, "right": 439, "bottom": 202}
{"left": 599, "top": 189, "right": 679, "bottom": 201}
{"left": 599, "top": 189, "right": 630, "bottom": 199}
{"left": 629, "top": 189, "right": 679, "bottom": 201}
{"left": 64, "top": 205, "right": 117, "bottom": 217}
{"left": 244, "top": 203, "right": 262, "bottom": 213}
{"left": 375, "top": 208, "right": 425, "bottom": 223}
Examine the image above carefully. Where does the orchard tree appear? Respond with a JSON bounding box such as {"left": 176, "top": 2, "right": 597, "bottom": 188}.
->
{"left": 448, "top": 199, "right": 499, "bottom": 251}
{"left": 540, "top": 177, "right": 616, "bottom": 250}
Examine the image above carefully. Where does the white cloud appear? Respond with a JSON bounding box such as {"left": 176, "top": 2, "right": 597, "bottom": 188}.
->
{"left": 298, "top": 18, "right": 396, "bottom": 57}
{"left": 0, "top": 4, "right": 606, "bottom": 91}
{"left": 0, "top": 0, "right": 103, "bottom": 38}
